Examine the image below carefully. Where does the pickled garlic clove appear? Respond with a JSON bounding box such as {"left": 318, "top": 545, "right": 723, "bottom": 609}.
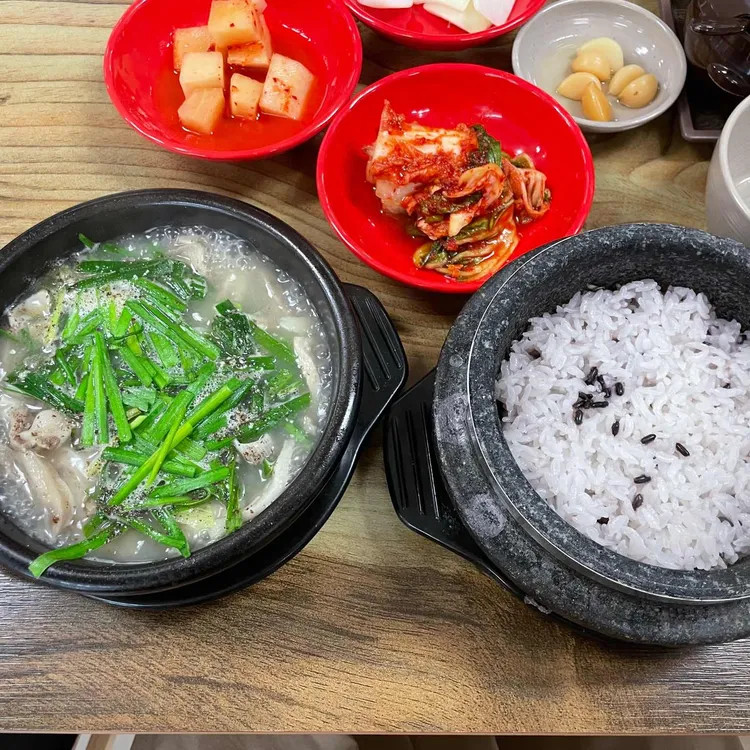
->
{"left": 581, "top": 82, "right": 614, "bottom": 122}
{"left": 557, "top": 72, "right": 602, "bottom": 101}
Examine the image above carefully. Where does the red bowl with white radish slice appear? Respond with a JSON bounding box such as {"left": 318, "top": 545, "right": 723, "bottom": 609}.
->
{"left": 343, "top": 0, "right": 545, "bottom": 50}
{"left": 104, "top": 0, "right": 362, "bottom": 160}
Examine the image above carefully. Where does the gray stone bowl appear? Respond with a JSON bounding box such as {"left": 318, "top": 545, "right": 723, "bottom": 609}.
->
{"left": 434, "top": 224, "right": 750, "bottom": 644}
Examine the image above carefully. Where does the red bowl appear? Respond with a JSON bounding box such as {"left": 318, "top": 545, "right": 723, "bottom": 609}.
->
{"left": 104, "top": 0, "right": 362, "bottom": 161}
{"left": 317, "top": 64, "right": 595, "bottom": 294}
{"left": 344, "top": 0, "right": 546, "bottom": 50}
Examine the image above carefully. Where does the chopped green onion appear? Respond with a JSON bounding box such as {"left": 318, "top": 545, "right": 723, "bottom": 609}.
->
{"left": 45, "top": 291, "right": 65, "bottom": 345}
{"left": 125, "top": 514, "right": 189, "bottom": 557}
{"left": 92, "top": 345, "right": 108, "bottom": 444}
{"left": 238, "top": 392, "right": 311, "bottom": 443}
{"left": 121, "top": 386, "right": 157, "bottom": 412}
{"left": 54, "top": 350, "right": 77, "bottom": 387}
{"left": 29, "top": 524, "right": 120, "bottom": 577}
{"left": 147, "top": 391, "right": 192, "bottom": 484}
{"left": 205, "top": 436, "right": 234, "bottom": 451}
{"left": 69, "top": 309, "right": 104, "bottom": 342}
{"left": 133, "top": 278, "right": 187, "bottom": 315}
{"left": 113, "top": 307, "right": 133, "bottom": 339}
{"left": 79, "top": 233, "right": 95, "bottom": 249}
{"left": 148, "top": 330, "right": 179, "bottom": 369}
{"left": 149, "top": 467, "right": 230, "bottom": 498}
{"left": 95, "top": 332, "right": 130, "bottom": 443}
{"left": 153, "top": 507, "right": 190, "bottom": 557}
{"left": 118, "top": 346, "right": 153, "bottom": 387}
{"left": 101, "top": 447, "right": 196, "bottom": 477}
{"left": 81, "top": 374, "right": 96, "bottom": 447}
{"left": 109, "top": 379, "right": 240, "bottom": 506}
{"left": 284, "top": 421, "right": 312, "bottom": 447}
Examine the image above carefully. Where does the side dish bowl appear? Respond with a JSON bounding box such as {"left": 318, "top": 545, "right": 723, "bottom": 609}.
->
{"left": 0, "top": 190, "right": 362, "bottom": 596}
{"left": 512, "top": 0, "right": 687, "bottom": 133}
{"left": 317, "top": 63, "right": 595, "bottom": 294}
{"left": 707, "top": 94, "right": 750, "bottom": 246}
{"left": 104, "top": 0, "right": 362, "bottom": 160}
{"left": 343, "top": 0, "right": 546, "bottom": 51}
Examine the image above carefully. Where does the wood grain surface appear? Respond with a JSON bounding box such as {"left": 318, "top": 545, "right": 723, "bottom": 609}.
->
{"left": 1, "top": 0, "right": 747, "bottom": 735}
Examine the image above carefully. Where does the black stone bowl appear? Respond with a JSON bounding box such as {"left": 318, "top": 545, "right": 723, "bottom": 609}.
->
{"left": 433, "top": 224, "right": 750, "bottom": 644}
{"left": 0, "top": 189, "right": 361, "bottom": 596}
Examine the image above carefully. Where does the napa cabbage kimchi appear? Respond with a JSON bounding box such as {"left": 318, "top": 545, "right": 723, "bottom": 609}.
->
{"left": 365, "top": 102, "right": 551, "bottom": 283}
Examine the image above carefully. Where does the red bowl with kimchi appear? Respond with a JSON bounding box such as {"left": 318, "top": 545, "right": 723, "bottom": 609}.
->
{"left": 317, "top": 64, "right": 595, "bottom": 293}
{"left": 343, "top": 0, "right": 546, "bottom": 51}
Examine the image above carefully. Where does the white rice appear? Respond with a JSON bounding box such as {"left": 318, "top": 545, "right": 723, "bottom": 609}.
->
{"left": 497, "top": 279, "right": 750, "bottom": 571}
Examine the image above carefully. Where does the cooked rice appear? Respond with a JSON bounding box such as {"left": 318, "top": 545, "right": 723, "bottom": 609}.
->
{"left": 497, "top": 279, "right": 750, "bottom": 570}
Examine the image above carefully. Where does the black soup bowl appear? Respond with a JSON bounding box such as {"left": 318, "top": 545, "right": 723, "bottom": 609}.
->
{"left": 0, "top": 189, "right": 362, "bottom": 597}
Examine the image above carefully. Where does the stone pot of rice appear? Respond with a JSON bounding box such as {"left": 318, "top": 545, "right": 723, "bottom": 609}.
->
{"left": 433, "top": 223, "right": 750, "bottom": 645}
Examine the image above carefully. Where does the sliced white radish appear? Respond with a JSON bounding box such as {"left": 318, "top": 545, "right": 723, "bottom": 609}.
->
{"left": 424, "top": 0, "right": 470, "bottom": 12}
{"left": 423, "top": 0, "right": 491, "bottom": 32}
{"left": 359, "top": 0, "right": 413, "bottom": 7}
{"left": 473, "top": 0, "right": 514, "bottom": 26}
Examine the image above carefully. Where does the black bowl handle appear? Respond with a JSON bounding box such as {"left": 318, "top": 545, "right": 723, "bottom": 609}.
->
{"left": 339, "top": 283, "right": 409, "bottom": 478}
{"left": 383, "top": 370, "right": 523, "bottom": 596}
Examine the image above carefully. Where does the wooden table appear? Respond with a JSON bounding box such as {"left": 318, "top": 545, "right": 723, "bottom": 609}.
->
{"left": 1, "top": 0, "right": 748, "bottom": 735}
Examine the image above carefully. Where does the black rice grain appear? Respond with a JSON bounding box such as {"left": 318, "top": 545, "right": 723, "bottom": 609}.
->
{"left": 632, "top": 494, "right": 644, "bottom": 510}
{"left": 615, "top": 382, "right": 624, "bottom": 396}
{"left": 641, "top": 434, "right": 656, "bottom": 445}
{"left": 592, "top": 401, "right": 609, "bottom": 408}
{"left": 597, "top": 517, "right": 609, "bottom": 525}
{"left": 574, "top": 409, "right": 583, "bottom": 425}
{"left": 611, "top": 420, "right": 620, "bottom": 436}
{"left": 597, "top": 375, "right": 607, "bottom": 390}
{"left": 584, "top": 367, "right": 598, "bottom": 385}
{"left": 603, "top": 387, "right": 612, "bottom": 398}
{"left": 634, "top": 474, "right": 651, "bottom": 484}
{"left": 676, "top": 442, "right": 690, "bottom": 457}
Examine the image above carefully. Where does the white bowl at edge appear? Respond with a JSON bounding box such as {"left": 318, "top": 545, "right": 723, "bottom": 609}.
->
{"left": 707, "top": 94, "right": 750, "bottom": 247}
{"left": 512, "top": 0, "right": 687, "bottom": 134}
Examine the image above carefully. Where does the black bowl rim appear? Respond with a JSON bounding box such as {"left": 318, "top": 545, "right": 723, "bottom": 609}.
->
{"left": 438, "top": 223, "right": 750, "bottom": 605}
{"left": 0, "top": 189, "right": 362, "bottom": 593}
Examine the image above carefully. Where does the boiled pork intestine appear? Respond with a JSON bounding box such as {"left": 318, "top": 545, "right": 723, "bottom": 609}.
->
{"left": 4, "top": 401, "right": 88, "bottom": 538}
{"left": 364, "top": 101, "right": 551, "bottom": 282}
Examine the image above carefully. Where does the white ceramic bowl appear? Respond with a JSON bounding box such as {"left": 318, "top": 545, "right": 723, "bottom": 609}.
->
{"left": 512, "top": 0, "right": 687, "bottom": 134}
{"left": 707, "top": 95, "right": 750, "bottom": 246}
